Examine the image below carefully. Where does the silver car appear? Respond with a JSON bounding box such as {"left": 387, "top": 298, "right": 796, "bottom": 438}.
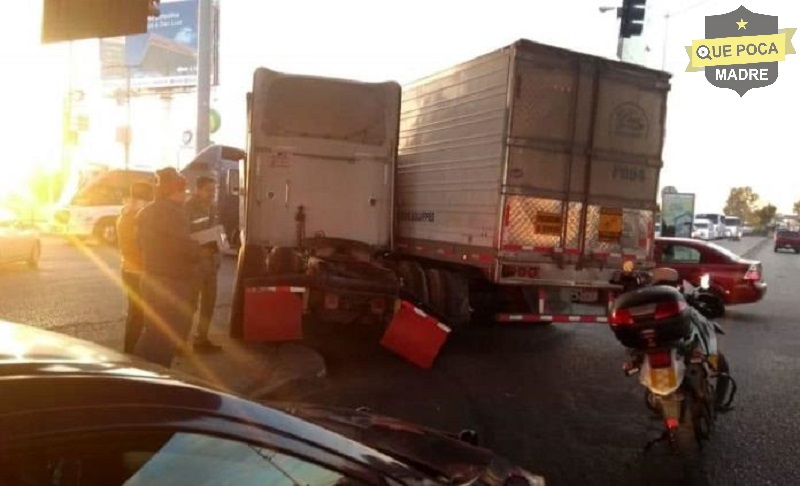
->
{"left": 0, "top": 209, "right": 41, "bottom": 268}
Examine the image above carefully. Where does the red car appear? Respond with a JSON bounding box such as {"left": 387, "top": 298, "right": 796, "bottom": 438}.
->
{"left": 654, "top": 237, "right": 767, "bottom": 306}
{"left": 774, "top": 229, "right": 800, "bottom": 253}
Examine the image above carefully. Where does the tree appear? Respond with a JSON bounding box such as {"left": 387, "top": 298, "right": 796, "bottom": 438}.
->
{"left": 755, "top": 204, "right": 777, "bottom": 228}
{"left": 723, "top": 187, "right": 759, "bottom": 221}
{"left": 794, "top": 199, "right": 800, "bottom": 216}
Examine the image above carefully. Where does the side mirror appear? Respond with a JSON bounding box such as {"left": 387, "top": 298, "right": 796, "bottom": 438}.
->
{"left": 226, "top": 168, "right": 240, "bottom": 196}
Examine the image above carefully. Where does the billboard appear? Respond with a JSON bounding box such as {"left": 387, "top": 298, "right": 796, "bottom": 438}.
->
{"left": 661, "top": 193, "right": 695, "bottom": 238}
{"left": 99, "top": 0, "right": 219, "bottom": 90}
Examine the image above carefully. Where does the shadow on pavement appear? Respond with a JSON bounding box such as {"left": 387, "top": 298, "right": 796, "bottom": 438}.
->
{"left": 720, "top": 309, "right": 762, "bottom": 323}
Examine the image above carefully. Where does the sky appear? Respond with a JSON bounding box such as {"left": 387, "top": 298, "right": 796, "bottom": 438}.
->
{"left": 1, "top": 0, "right": 798, "bottom": 213}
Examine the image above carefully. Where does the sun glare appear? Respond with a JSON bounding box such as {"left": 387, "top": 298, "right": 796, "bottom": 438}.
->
{"left": 0, "top": 1, "right": 68, "bottom": 203}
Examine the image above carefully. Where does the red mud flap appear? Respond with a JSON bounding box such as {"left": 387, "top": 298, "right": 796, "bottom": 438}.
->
{"left": 380, "top": 300, "right": 451, "bottom": 369}
{"left": 243, "top": 286, "right": 306, "bottom": 342}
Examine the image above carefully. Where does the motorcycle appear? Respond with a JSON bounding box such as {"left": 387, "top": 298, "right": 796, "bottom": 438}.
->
{"left": 681, "top": 274, "right": 726, "bottom": 320}
{"left": 608, "top": 264, "right": 737, "bottom": 455}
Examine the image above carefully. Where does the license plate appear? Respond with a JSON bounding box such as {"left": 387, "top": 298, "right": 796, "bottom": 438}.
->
{"left": 648, "top": 367, "right": 677, "bottom": 390}
{"left": 577, "top": 290, "right": 598, "bottom": 303}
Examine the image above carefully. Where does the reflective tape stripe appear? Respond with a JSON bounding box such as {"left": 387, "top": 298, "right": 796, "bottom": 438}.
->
{"left": 264, "top": 286, "right": 306, "bottom": 293}
{"left": 403, "top": 243, "right": 490, "bottom": 261}
{"left": 496, "top": 314, "right": 608, "bottom": 324}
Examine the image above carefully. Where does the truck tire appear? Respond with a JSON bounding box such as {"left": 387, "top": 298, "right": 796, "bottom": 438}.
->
{"left": 424, "top": 268, "right": 471, "bottom": 331}
{"left": 94, "top": 218, "right": 118, "bottom": 246}
{"left": 425, "top": 268, "right": 447, "bottom": 318}
{"left": 442, "top": 270, "right": 471, "bottom": 328}
{"left": 396, "top": 260, "right": 429, "bottom": 306}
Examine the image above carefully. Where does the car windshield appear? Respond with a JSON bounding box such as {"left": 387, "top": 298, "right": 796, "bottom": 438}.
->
{"left": 778, "top": 231, "right": 800, "bottom": 238}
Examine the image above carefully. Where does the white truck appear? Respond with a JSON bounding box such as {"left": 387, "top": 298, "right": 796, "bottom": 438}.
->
{"left": 230, "top": 39, "right": 671, "bottom": 354}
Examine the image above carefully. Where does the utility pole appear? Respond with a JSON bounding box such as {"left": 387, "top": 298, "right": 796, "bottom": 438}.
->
{"left": 125, "top": 66, "right": 132, "bottom": 170}
{"left": 195, "top": 0, "right": 212, "bottom": 155}
{"left": 59, "top": 40, "right": 75, "bottom": 205}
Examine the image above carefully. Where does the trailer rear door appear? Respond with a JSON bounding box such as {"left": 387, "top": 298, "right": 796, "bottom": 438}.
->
{"left": 500, "top": 41, "right": 669, "bottom": 265}
{"left": 246, "top": 68, "right": 401, "bottom": 248}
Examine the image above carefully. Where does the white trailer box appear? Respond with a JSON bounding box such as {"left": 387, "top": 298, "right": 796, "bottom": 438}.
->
{"left": 245, "top": 67, "right": 401, "bottom": 249}
{"left": 395, "top": 40, "right": 670, "bottom": 290}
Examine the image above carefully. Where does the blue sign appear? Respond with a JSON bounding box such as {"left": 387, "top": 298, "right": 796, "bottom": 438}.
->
{"left": 100, "top": 0, "right": 218, "bottom": 90}
{"left": 661, "top": 193, "right": 696, "bottom": 238}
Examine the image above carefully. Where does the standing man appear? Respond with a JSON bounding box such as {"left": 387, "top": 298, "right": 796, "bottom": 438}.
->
{"left": 185, "top": 176, "right": 223, "bottom": 352}
{"left": 133, "top": 168, "right": 201, "bottom": 367}
{"left": 116, "top": 181, "right": 154, "bottom": 353}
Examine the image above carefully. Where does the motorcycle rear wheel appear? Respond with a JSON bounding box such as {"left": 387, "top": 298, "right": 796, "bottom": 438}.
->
{"left": 669, "top": 394, "right": 703, "bottom": 457}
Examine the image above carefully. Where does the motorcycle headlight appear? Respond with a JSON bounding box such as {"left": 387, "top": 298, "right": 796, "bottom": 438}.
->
{"left": 700, "top": 274, "right": 710, "bottom": 289}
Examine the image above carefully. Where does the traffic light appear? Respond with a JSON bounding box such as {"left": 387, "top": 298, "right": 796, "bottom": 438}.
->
{"left": 619, "top": 0, "right": 646, "bottom": 38}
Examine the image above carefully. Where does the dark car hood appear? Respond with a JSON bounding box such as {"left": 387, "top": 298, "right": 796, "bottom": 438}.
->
{"left": 274, "top": 402, "right": 503, "bottom": 482}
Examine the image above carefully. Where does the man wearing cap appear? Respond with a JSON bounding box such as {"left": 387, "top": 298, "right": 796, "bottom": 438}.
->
{"left": 116, "top": 181, "right": 154, "bottom": 353}
{"left": 185, "top": 175, "right": 223, "bottom": 352}
{"left": 133, "top": 168, "right": 201, "bottom": 367}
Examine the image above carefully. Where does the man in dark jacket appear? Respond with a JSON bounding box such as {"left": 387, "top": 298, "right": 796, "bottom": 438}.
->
{"left": 133, "top": 168, "right": 201, "bottom": 367}
{"left": 185, "top": 176, "right": 223, "bottom": 352}
{"left": 116, "top": 181, "right": 154, "bottom": 353}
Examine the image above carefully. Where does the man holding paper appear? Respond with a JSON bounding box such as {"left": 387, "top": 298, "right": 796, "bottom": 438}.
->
{"left": 134, "top": 168, "right": 201, "bottom": 366}
{"left": 185, "top": 176, "right": 223, "bottom": 352}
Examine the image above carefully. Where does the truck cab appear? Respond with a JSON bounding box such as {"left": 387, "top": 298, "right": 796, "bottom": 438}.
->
{"left": 230, "top": 67, "right": 402, "bottom": 337}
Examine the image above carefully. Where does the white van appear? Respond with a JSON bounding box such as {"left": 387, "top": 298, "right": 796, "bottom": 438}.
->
{"left": 723, "top": 215, "right": 743, "bottom": 240}
{"left": 692, "top": 218, "right": 712, "bottom": 240}
{"left": 51, "top": 169, "right": 155, "bottom": 246}
{"left": 695, "top": 213, "right": 725, "bottom": 239}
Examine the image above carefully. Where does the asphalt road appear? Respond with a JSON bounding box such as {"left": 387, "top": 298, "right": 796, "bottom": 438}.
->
{"left": 287, "top": 236, "right": 800, "bottom": 486}
{"left": 1, "top": 235, "right": 797, "bottom": 485}
{"left": 0, "top": 237, "right": 236, "bottom": 345}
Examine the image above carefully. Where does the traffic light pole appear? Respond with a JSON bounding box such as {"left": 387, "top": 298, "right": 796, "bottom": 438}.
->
{"left": 195, "top": 0, "right": 212, "bottom": 155}
{"left": 616, "top": 0, "right": 646, "bottom": 63}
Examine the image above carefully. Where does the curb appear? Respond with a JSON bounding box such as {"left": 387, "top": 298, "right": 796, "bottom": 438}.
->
{"left": 742, "top": 237, "right": 770, "bottom": 260}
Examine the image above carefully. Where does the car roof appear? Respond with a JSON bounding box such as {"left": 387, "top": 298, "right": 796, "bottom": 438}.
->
{"left": 655, "top": 237, "right": 752, "bottom": 262}
{"left": 655, "top": 236, "right": 701, "bottom": 244}
{"left": 0, "top": 320, "right": 419, "bottom": 477}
